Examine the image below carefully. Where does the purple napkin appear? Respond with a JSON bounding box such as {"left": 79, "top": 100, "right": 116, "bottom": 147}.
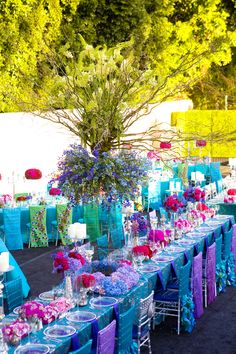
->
{"left": 91, "top": 318, "right": 99, "bottom": 350}
{"left": 70, "top": 332, "right": 80, "bottom": 351}
{"left": 156, "top": 270, "right": 165, "bottom": 289}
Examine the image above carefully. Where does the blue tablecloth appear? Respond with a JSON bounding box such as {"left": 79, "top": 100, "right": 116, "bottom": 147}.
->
{"left": 7, "top": 216, "right": 234, "bottom": 353}
{"left": 0, "top": 239, "right": 30, "bottom": 298}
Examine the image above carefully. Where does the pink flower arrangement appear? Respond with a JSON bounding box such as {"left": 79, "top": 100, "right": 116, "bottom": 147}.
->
{"left": 164, "top": 194, "right": 185, "bottom": 212}
{"left": 196, "top": 140, "right": 207, "bottom": 147}
{"left": 224, "top": 196, "right": 234, "bottom": 203}
{"left": 75, "top": 273, "right": 96, "bottom": 288}
{"left": 25, "top": 168, "right": 42, "bottom": 180}
{"left": 49, "top": 297, "right": 72, "bottom": 315}
{"left": 132, "top": 245, "right": 153, "bottom": 258}
{"left": 0, "top": 194, "right": 12, "bottom": 203}
{"left": 227, "top": 189, "right": 236, "bottom": 196}
{"left": 49, "top": 187, "right": 61, "bottom": 196}
{"left": 160, "top": 142, "right": 171, "bottom": 149}
{"left": 2, "top": 319, "right": 30, "bottom": 345}
{"left": 18, "top": 301, "right": 45, "bottom": 320}
{"left": 147, "top": 151, "right": 160, "bottom": 160}
{"left": 118, "top": 259, "right": 133, "bottom": 266}
{"left": 148, "top": 229, "right": 169, "bottom": 246}
{"left": 174, "top": 218, "right": 192, "bottom": 232}
{"left": 183, "top": 186, "right": 205, "bottom": 202}
{"left": 196, "top": 203, "right": 215, "bottom": 217}
{"left": 52, "top": 249, "right": 86, "bottom": 273}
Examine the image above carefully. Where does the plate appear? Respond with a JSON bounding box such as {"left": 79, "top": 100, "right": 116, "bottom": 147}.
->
{"left": 196, "top": 227, "right": 214, "bottom": 232}
{"left": 176, "top": 239, "right": 196, "bottom": 245}
{"left": 90, "top": 297, "right": 118, "bottom": 308}
{"left": 43, "top": 325, "right": 76, "bottom": 338}
{"left": 13, "top": 306, "right": 21, "bottom": 315}
{"left": 215, "top": 215, "right": 231, "bottom": 219}
{"left": 139, "top": 264, "right": 160, "bottom": 273}
{"left": 187, "top": 232, "right": 206, "bottom": 238}
{"left": 153, "top": 256, "right": 174, "bottom": 263}
{"left": 38, "top": 291, "right": 54, "bottom": 302}
{"left": 14, "top": 344, "right": 50, "bottom": 354}
{"left": 165, "top": 246, "right": 185, "bottom": 253}
{"left": 66, "top": 311, "right": 96, "bottom": 323}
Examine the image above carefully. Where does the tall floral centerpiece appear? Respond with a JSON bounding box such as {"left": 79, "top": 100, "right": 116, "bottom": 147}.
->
{"left": 51, "top": 144, "right": 151, "bottom": 242}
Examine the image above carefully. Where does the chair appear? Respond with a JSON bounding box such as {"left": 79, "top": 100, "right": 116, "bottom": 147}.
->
{"left": 153, "top": 259, "right": 191, "bottom": 335}
{"left": 215, "top": 235, "right": 227, "bottom": 294}
{"left": 4, "top": 277, "right": 23, "bottom": 313}
{"left": 191, "top": 252, "right": 204, "bottom": 319}
{"left": 97, "top": 320, "right": 116, "bottom": 354}
{"left": 202, "top": 243, "right": 216, "bottom": 308}
{"left": 97, "top": 234, "right": 109, "bottom": 260}
{"left": 222, "top": 228, "right": 232, "bottom": 261}
{"left": 0, "top": 208, "right": 23, "bottom": 250}
{"left": 116, "top": 305, "right": 135, "bottom": 354}
{"left": 110, "top": 228, "right": 123, "bottom": 249}
{"left": 133, "top": 291, "right": 154, "bottom": 354}
{"left": 69, "top": 340, "right": 92, "bottom": 354}
{"left": 51, "top": 204, "right": 73, "bottom": 245}
{"left": 27, "top": 205, "right": 48, "bottom": 248}
{"left": 231, "top": 225, "right": 236, "bottom": 273}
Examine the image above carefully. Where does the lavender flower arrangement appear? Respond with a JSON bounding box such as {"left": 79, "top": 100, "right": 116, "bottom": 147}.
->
{"left": 50, "top": 144, "right": 151, "bottom": 205}
{"left": 76, "top": 260, "right": 140, "bottom": 296}
{"left": 130, "top": 212, "right": 148, "bottom": 236}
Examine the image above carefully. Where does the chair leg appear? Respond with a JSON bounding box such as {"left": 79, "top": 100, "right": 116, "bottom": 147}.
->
{"left": 148, "top": 333, "right": 152, "bottom": 354}
{"left": 177, "top": 300, "right": 181, "bottom": 335}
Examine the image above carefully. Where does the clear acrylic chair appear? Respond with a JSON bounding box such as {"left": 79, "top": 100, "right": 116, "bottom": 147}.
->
{"left": 97, "top": 319, "right": 116, "bottom": 354}
{"left": 133, "top": 291, "right": 154, "bottom": 354}
{"left": 153, "top": 259, "right": 191, "bottom": 335}
{"left": 4, "top": 277, "right": 23, "bottom": 313}
{"left": 202, "top": 242, "right": 216, "bottom": 308}
{"left": 69, "top": 339, "right": 92, "bottom": 354}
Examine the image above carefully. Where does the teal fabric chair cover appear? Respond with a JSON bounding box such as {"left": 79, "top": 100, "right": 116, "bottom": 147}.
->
{"left": 116, "top": 305, "right": 136, "bottom": 354}
{"left": 97, "top": 235, "right": 109, "bottom": 260}
{"left": 222, "top": 228, "right": 233, "bottom": 260}
{"left": 4, "top": 277, "right": 23, "bottom": 313}
{"left": 0, "top": 239, "right": 30, "bottom": 298}
{"left": 69, "top": 340, "right": 92, "bottom": 354}
{"left": 2, "top": 208, "right": 23, "bottom": 250}
{"left": 84, "top": 204, "right": 100, "bottom": 242}
{"left": 110, "top": 228, "right": 123, "bottom": 249}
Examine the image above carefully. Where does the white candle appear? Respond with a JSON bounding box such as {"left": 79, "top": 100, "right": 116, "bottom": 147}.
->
{"left": 68, "top": 223, "right": 87, "bottom": 240}
{"left": 0, "top": 252, "right": 9, "bottom": 272}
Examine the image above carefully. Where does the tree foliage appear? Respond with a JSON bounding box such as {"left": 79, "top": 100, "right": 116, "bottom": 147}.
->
{"left": 0, "top": 0, "right": 236, "bottom": 154}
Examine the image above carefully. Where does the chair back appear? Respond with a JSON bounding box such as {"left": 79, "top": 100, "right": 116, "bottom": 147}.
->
{"left": 178, "top": 260, "right": 191, "bottom": 298}
{"left": 215, "top": 235, "right": 222, "bottom": 265}
{"left": 191, "top": 252, "right": 203, "bottom": 319}
{"left": 3, "top": 208, "right": 23, "bottom": 250}
{"left": 4, "top": 277, "right": 23, "bottom": 313}
{"left": 110, "top": 228, "right": 122, "bottom": 249}
{"left": 222, "top": 228, "right": 233, "bottom": 260}
{"left": 69, "top": 339, "right": 92, "bottom": 354}
{"left": 56, "top": 204, "right": 72, "bottom": 245}
{"left": 97, "top": 235, "right": 108, "bottom": 248}
{"left": 231, "top": 225, "right": 236, "bottom": 273}
{"left": 83, "top": 203, "right": 100, "bottom": 242}
{"left": 116, "top": 305, "right": 135, "bottom": 353}
{"left": 136, "top": 291, "right": 154, "bottom": 325}
{"left": 97, "top": 320, "right": 116, "bottom": 354}
{"left": 29, "top": 205, "right": 48, "bottom": 247}
{"left": 206, "top": 242, "right": 216, "bottom": 305}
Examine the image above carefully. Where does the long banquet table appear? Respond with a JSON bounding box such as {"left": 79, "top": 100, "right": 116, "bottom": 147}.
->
{"left": 6, "top": 215, "right": 234, "bottom": 353}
